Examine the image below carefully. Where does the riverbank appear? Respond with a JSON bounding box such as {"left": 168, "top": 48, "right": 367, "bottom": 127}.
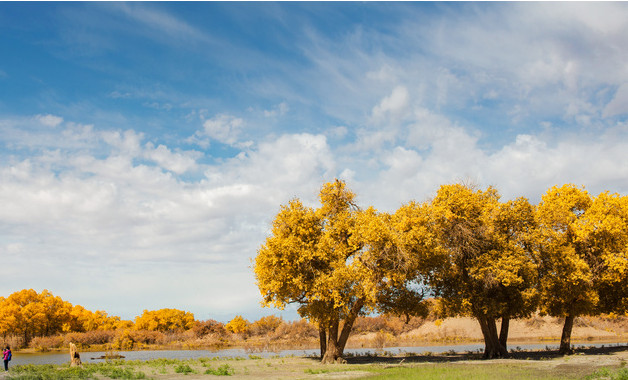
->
{"left": 2, "top": 345, "right": 628, "bottom": 379}
{"left": 12, "top": 315, "right": 628, "bottom": 356}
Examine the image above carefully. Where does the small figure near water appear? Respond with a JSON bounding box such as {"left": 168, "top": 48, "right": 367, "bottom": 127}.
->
{"left": 2, "top": 345, "right": 11, "bottom": 371}
{"left": 69, "top": 342, "right": 82, "bottom": 367}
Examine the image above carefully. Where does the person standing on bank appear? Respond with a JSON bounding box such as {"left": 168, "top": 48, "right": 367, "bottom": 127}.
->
{"left": 3, "top": 345, "right": 11, "bottom": 371}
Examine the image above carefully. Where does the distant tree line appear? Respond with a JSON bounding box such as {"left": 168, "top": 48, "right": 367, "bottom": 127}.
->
{"left": 0, "top": 289, "right": 214, "bottom": 347}
{"left": 0, "top": 289, "right": 346, "bottom": 351}
{"left": 254, "top": 180, "right": 628, "bottom": 362}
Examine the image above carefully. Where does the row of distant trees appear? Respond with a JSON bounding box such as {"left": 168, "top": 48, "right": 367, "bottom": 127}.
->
{"left": 254, "top": 180, "right": 628, "bottom": 362}
{"left": 0, "top": 289, "right": 257, "bottom": 347}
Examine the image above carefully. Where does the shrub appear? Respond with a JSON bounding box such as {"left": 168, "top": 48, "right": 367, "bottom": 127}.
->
{"left": 353, "top": 316, "right": 390, "bottom": 333}
{"left": 352, "top": 315, "right": 426, "bottom": 335}
{"left": 29, "top": 335, "right": 65, "bottom": 351}
{"left": 174, "top": 364, "right": 194, "bottom": 374}
{"left": 225, "top": 316, "right": 249, "bottom": 335}
{"left": 249, "top": 315, "right": 283, "bottom": 336}
{"left": 205, "top": 364, "right": 234, "bottom": 376}
{"left": 191, "top": 319, "right": 228, "bottom": 338}
{"left": 131, "top": 329, "right": 164, "bottom": 345}
{"left": 64, "top": 330, "right": 116, "bottom": 346}
{"left": 112, "top": 329, "right": 136, "bottom": 350}
{"left": 272, "top": 319, "right": 317, "bottom": 340}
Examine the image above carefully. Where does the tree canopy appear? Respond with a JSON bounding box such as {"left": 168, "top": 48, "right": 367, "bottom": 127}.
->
{"left": 256, "top": 180, "right": 628, "bottom": 361}
{"left": 412, "top": 184, "right": 538, "bottom": 358}
{"left": 255, "top": 179, "right": 428, "bottom": 363}
{"left": 536, "top": 184, "right": 628, "bottom": 353}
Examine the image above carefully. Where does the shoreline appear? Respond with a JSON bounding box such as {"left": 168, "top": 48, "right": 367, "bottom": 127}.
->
{"left": 14, "top": 336, "right": 628, "bottom": 354}
{"left": 3, "top": 344, "right": 628, "bottom": 380}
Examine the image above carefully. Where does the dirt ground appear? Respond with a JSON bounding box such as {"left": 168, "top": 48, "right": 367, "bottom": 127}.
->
{"left": 126, "top": 345, "right": 628, "bottom": 379}
{"left": 195, "top": 346, "right": 628, "bottom": 379}
{"left": 2, "top": 345, "right": 622, "bottom": 380}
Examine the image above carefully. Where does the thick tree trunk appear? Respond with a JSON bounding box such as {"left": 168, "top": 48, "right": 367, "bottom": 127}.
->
{"left": 559, "top": 314, "right": 575, "bottom": 355}
{"left": 336, "top": 298, "right": 365, "bottom": 357}
{"left": 477, "top": 314, "right": 508, "bottom": 359}
{"left": 319, "top": 325, "right": 327, "bottom": 359}
{"left": 487, "top": 317, "right": 508, "bottom": 358}
{"left": 499, "top": 316, "right": 510, "bottom": 352}
{"left": 320, "top": 299, "right": 365, "bottom": 364}
{"left": 321, "top": 318, "right": 340, "bottom": 364}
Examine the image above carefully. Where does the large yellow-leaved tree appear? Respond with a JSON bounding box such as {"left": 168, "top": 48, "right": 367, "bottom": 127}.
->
{"left": 536, "top": 184, "right": 628, "bottom": 354}
{"left": 410, "top": 184, "right": 538, "bottom": 358}
{"left": 254, "top": 180, "right": 427, "bottom": 363}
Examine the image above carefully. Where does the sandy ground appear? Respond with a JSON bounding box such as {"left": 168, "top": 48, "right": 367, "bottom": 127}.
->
{"left": 405, "top": 316, "right": 619, "bottom": 341}
{"left": 346, "top": 315, "right": 626, "bottom": 349}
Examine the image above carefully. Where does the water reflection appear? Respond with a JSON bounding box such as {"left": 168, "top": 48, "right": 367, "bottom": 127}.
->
{"left": 11, "top": 342, "right": 625, "bottom": 366}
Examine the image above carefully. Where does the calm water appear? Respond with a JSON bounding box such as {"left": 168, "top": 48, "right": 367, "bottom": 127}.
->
{"left": 10, "top": 342, "right": 627, "bottom": 366}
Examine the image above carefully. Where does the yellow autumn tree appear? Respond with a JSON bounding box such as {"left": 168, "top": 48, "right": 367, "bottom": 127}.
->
{"left": 411, "top": 184, "right": 538, "bottom": 358}
{"left": 576, "top": 191, "right": 628, "bottom": 314}
{"left": 353, "top": 207, "right": 429, "bottom": 321}
{"left": 225, "top": 315, "right": 249, "bottom": 334}
{"left": 0, "top": 289, "right": 75, "bottom": 344}
{"left": 0, "top": 296, "right": 18, "bottom": 339}
{"left": 64, "top": 305, "right": 126, "bottom": 332}
{"left": 134, "top": 308, "right": 195, "bottom": 332}
{"left": 255, "top": 180, "right": 427, "bottom": 363}
{"left": 537, "top": 185, "right": 628, "bottom": 354}
{"left": 0, "top": 289, "right": 132, "bottom": 346}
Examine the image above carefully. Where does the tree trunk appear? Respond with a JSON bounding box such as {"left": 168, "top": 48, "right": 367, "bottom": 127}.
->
{"left": 319, "top": 324, "right": 327, "bottom": 359}
{"left": 336, "top": 298, "right": 365, "bottom": 357}
{"left": 559, "top": 314, "right": 575, "bottom": 355}
{"left": 487, "top": 317, "right": 508, "bottom": 358}
{"left": 499, "top": 316, "right": 510, "bottom": 352}
{"left": 321, "top": 318, "right": 340, "bottom": 364}
{"left": 477, "top": 314, "right": 508, "bottom": 359}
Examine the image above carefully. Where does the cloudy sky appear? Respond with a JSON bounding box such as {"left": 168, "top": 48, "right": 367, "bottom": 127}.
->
{"left": 1, "top": 3, "right": 628, "bottom": 322}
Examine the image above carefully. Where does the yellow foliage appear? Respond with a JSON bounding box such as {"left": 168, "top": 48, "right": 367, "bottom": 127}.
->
{"left": 134, "top": 308, "right": 195, "bottom": 332}
{"left": 225, "top": 315, "right": 249, "bottom": 334}
{"left": 419, "top": 183, "right": 538, "bottom": 321}
{"left": 254, "top": 179, "right": 429, "bottom": 361}
{"left": 0, "top": 289, "right": 127, "bottom": 345}
{"left": 536, "top": 185, "right": 628, "bottom": 316}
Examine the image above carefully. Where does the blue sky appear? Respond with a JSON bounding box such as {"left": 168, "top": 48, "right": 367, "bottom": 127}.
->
{"left": 1, "top": 2, "right": 628, "bottom": 323}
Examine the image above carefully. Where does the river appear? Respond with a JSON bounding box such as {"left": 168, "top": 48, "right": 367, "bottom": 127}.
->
{"left": 10, "top": 342, "right": 626, "bottom": 366}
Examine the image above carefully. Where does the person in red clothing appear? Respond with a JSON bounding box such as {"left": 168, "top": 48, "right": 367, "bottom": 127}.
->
{"left": 2, "top": 345, "right": 11, "bottom": 371}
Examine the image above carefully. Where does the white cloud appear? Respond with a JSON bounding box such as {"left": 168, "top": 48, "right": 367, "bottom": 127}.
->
{"left": 0, "top": 115, "right": 341, "bottom": 319}
{"left": 371, "top": 85, "right": 409, "bottom": 122}
{"left": 193, "top": 114, "right": 245, "bottom": 147}
{"left": 35, "top": 114, "right": 64, "bottom": 127}
{"left": 101, "top": 129, "right": 144, "bottom": 157}
{"left": 143, "top": 143, "right": 199, "bottom": 174}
